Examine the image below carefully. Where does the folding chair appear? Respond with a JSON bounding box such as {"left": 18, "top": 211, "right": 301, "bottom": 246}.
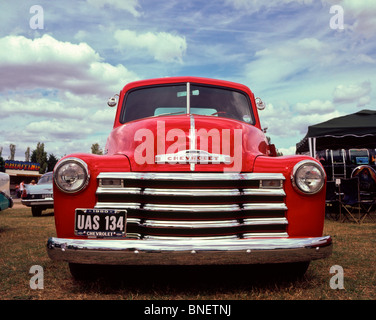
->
{"left": 338, "top": 177, "right": 360, "bottom": 223}
{"left": 351, "top": 166, "right": 376, "bottom": 222}
{"left": 325, "top": 180, "right": 340, "bottom": 220}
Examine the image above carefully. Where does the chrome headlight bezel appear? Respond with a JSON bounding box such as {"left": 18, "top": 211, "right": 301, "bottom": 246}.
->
{"left": 292, "top": 160, "right": 326, "bottom": 195}
{"left": 53, "top": 157, "right": 90, "bottom": 193}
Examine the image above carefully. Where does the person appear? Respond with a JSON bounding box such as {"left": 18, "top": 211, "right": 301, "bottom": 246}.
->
{"left": 359, "top": 168, "right": 375, "bottom": 192}
{"left": 30, "top": 180, "right": 36, "bottom": 185}
{"left": 19, "top": 181, "right": 25, "bottom": 198}
{"left": 15, "top": 184, "right": 20, "bottom": 197}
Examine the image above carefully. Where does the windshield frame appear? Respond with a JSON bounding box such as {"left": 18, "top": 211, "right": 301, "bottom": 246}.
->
{"left": 119, "top": 82, "right": 255, "bottom": 125}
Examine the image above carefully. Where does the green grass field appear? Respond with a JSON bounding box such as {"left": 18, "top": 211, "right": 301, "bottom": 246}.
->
{"left": 0, "top": 205, "right": 375, "bottom": 300}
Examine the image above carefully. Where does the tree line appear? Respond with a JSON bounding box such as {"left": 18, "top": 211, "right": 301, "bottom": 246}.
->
{"left": 0, "top": 142, "right": 104, "bottom": 173}
{"left": 0, "top": 143, "right": 59, "bottom": 173}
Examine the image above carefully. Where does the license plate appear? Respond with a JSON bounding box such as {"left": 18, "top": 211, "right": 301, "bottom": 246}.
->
{"left": 75, "top": 209, "right": 126, "bottom": 237}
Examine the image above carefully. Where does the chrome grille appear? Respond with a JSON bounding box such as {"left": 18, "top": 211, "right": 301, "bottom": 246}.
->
{"left": 95, "top": 172, "right": 288, "bottom": 239}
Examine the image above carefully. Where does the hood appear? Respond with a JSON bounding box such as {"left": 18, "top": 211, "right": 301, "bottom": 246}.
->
{"left": 105, "top": 114, "right": 269, "bottom": 172}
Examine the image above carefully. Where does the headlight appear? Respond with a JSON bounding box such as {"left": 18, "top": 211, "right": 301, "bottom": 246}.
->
{"left": 54, "top": 158, "right": 90, "bottom": 193}
{"left": 292, "top": 160, "right": 325, "bottom": 194}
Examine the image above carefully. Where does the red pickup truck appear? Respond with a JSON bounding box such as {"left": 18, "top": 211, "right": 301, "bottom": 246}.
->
{"left": 47, "top": 77, "right": 332, "bottom": 279}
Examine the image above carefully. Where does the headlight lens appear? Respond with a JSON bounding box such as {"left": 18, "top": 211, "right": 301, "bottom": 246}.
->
{"left": 54, "top": 158, "right": 90, "bottom": 193}
{"left": 292, "top": 160, "right": 325, "bottom": 194}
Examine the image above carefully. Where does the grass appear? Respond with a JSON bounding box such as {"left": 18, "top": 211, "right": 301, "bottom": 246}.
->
{"left": 0, "top": 205, "right": 375, "bottom": 300}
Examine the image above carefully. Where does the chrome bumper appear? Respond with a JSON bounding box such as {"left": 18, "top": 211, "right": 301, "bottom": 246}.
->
{"left": 21, "top": 199, "right": 54, "bottom": 207}
{"left": 47, "top": 236, "right": 332, "bottom": 265}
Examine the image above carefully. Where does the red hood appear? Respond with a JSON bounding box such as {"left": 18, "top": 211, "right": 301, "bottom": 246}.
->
{"left": 105, "top": 115, "right": 269, "bottom": 172}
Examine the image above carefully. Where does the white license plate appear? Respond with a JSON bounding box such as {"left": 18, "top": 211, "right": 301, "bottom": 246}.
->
{"left": 75, "top": 209, "right": 126, "bottom": 237}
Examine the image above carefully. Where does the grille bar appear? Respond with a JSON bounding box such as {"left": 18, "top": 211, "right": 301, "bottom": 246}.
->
{"left": 95, "top": 172, "right": 288, "bottom": 238}
{"left": 97, "top": 172, "right": 285, "bottom": 181}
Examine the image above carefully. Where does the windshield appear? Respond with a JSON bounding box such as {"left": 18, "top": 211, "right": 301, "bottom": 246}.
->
{"left": 120, "top": 83, "right": 254, "bottom": 124}
{"left": 38, "top": 173, "right": 53, "bottom": 184}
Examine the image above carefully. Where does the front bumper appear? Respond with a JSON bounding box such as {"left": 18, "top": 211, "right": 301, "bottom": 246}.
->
{"left": 47, "top": 236, "right": 332, "bottom": 265}
{"left": 21, "top": 198, "right": 54, "bottom": 207}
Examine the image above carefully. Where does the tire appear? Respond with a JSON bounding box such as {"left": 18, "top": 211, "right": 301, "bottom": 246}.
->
{"left": 69, "top": 263, "right": 100, "bottom": 280}
{"left": 31, "top": 206, "right": 42, "bottom": 217}
{"left": 277, "top": 261, "right": 310, "bottom": 280}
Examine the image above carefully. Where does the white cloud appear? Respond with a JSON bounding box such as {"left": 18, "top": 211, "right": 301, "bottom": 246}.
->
{"left": 89, "top": 108, "right": 117, "bottom": 125}
{"left": 259, "top": 99, "right": 342, "bottom": 153}
{"left": 114, "top": 29, "right": 187, "bottom": 63}
{"left": 294, "top": 100, "right": 335, "bottom": 115}
{"left": 0, "top": 34, "right": 138, "bottom": 159}
{"left": 25, "top": 119, "right": 93, "bottom": 141}
{"left": 0, "top": 34, "right": 139, "bottom": 95}
{"left": 0, "top": 96, "right": 88, "bottom": 120}
{"left": 0, "top": 34, "right": 99, "bottom": 65}
{"left": 323, "top": 0, "right": 376, "bottom": 39}
{"left": 279, "top": 146, "right": 297, "bottom": 155}
{"left": 244, "top": 38, "right": 335, "bottom": 88}
{"left": 290, "top": 110, "right": 343, "bottom": 135}
{"left": 86, "top": 0, "right": 142, "bottom": 17}
{"left": 333, "top": 81, "right": 371, "bottom": 107}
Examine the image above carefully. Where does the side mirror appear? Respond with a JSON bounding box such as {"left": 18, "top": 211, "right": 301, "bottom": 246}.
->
{"left": 255, "top": 97, "right": 266, "bottom": 110}
{"left": 107, "top": 95, "right": 118, "bottom": 107}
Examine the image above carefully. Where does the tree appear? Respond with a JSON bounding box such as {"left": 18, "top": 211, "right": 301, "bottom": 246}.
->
{"left": 47, "top": 154, "right": 59, "bottom": 172}
{"left": 31, "top": 142, "right": 48, "bottom": 173}
{"left": 25, "top": 147, "right": 30, "bottom": 162}
{"left": 91, "top": 143, "right": 103, "bottom": 155}
{"left": 9, "top": 144, "right": 16, "bottom": 160}
{"left": 266, "top": 136, "right": 283, "bottom": 156}
{"left": 0, "top": 147, "right": 3, "bottom": 172}
{"left": 0, "top": 156, "right": 4, "bottom": 172}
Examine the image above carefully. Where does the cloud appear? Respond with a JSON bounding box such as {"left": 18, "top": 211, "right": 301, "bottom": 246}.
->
{"left": 89, "top": 108, "right": 117, "bottom": 125}
{"left": 323, "top": 0, "right": 376, "bottom": 39}
{"left": 290, "top": 110, "right": 343, "bottom": 135}
{"left": 114, "top": 29, "right": 187, "bottom": 63}
{"left": 0, "top": 96, "right": 88, "bottom": 120}
{"left": 25, "top": 119, "right": 93, "bottom": 141}
{"left": 259, "top": 99, "right": 342, "bottom": 148}
{"left": 333, "top": 81, "right": 371, "bottom": 107}
{"left": 0, "top": 34, "right": 138, "bottom": 95}
{"left": 244, "top": 37, "right": 336, "bottom": 91}
{"left": 226, "top": 0, "right": 314, "bottom": 13}
{"left": 0, "top": 34, "right": 99, "bottom": 65}
{"left": 227, "top": 0, "right": 376, "bottom": 42}
{"left": 0, "top": 33, "right": 139, "bottom": 159}
{"left": 279, "top": 146, "right": 298, "bottom": 156}
{"left": 294, "top": 99, "right": 335, "bottom": 115}
{"left": 86, "top": 0, "right": 142, "bottom": 17}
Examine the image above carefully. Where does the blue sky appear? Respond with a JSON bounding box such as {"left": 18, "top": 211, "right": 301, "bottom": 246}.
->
{"left": 0, "top": 0, "right": 375, "bottom": 160}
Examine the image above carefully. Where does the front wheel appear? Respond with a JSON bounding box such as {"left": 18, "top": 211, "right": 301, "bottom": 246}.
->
{"left": 31, "top": 206, "right": 42, "bottom": 217}
{"left": 69, "top": 263, "right": 101, "bottom": 280}
{"left": 276, "top": 261, "right": 310, "bottom": 280}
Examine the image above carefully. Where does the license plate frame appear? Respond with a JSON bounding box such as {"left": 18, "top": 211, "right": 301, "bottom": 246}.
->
{"left": 75, "top": 208, "right": 127, "bottom": 238}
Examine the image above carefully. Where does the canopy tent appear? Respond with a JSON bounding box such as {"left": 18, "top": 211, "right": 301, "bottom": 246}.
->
{"left": 296, "top": 109, "right": 376, "bottom": 156}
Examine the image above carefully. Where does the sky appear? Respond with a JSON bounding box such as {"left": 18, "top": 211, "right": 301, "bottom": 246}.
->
{"left": 0, "top": 0, "right": 375, "bottom": 161}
